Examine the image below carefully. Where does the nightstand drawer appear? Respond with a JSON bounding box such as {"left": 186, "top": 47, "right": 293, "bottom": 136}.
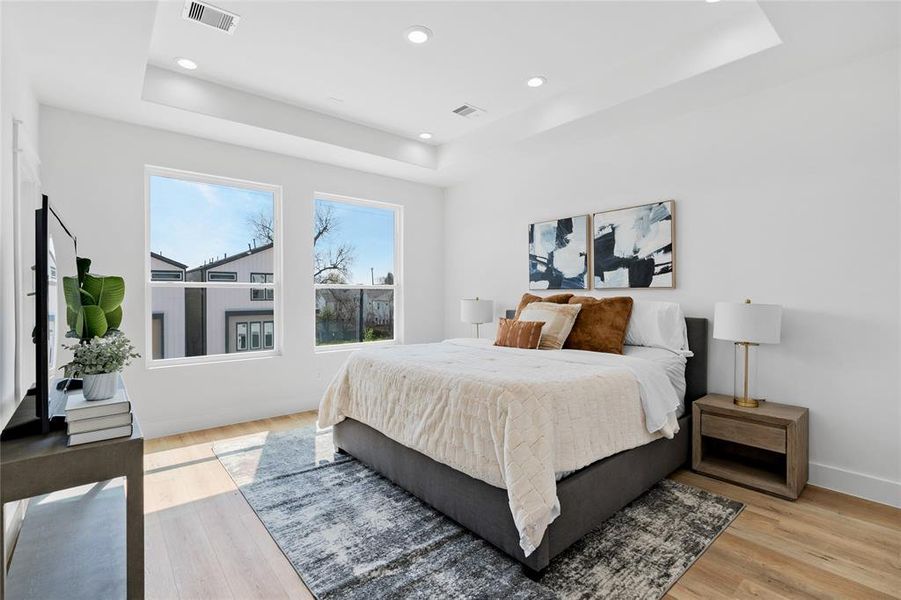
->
{"left": 701, "top": 414, "right": 786, "bottom": 453}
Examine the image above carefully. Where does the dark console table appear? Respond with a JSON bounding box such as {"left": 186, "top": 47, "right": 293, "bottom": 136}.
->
{"left": 0, "top": 416, "right": 144, "bottom": 599}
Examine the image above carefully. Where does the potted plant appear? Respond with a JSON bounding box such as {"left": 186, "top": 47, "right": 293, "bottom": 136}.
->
{"left": 63, "top": 333, "right": 140, "bottom": 400}
{"left": 63, "top": 257, "right": 125, "bottom": 340}
{"left": 62, "top": 257, "right": 139, "bottom": 400}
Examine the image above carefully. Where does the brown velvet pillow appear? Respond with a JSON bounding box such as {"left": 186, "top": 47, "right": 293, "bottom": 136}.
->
{"left": 563, "top": 296, "right": 634, "bottom": 354}
{"left": 513, "top": 292, "right": 574, "bottom": 319}
{"left": 494, "top": 318, "right": 545, "bottom": 349}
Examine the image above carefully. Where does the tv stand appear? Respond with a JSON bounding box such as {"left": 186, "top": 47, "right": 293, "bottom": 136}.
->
{"left": 1, "top": 385, "right": 68, "bottom": 441}
{"left": 0, "top": 406, "right": 143, "bottom": 598}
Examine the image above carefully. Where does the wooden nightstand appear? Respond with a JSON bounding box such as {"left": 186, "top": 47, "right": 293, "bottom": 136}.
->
{"left": 692, "top": 394, "right": 808, "bottom": 499}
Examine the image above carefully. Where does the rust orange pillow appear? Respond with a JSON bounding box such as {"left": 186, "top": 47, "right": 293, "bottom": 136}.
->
{"left": 513, "top": 292, "right": 574, "bottom": 319}
{"left": 563, "top": 296, "right": 634, "bottom": 354}
{"left": 494, "top": 318, "right": 545, "bottom": 349}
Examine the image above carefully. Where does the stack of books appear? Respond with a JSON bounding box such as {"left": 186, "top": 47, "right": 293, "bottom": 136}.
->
{"left": 65, "top": 386, "right": 134, "bottom": 446}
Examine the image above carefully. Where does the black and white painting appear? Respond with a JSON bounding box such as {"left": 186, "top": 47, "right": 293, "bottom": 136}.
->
{"left": 528, "top": 216, "right": 589, "bottom": 290}
{"left": 593, "top": 201, "right": 674, "bottom": 288}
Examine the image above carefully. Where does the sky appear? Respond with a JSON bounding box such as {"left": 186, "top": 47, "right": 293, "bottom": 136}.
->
{"left": 315, "top": 198, "right": 395, "bottom": 285}
{"left": 150, "top": 175, "right": 273, "bottom": 269}
{"left": 149, "top": 176, "right": 395, "bottom": 283}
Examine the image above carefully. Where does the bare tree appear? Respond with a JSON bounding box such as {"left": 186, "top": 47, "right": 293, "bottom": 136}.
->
{"left": 247, "top": 211, "right": 274, "bottom": 245}
{"left": 313, "top": 204, "right": 355, "bottom": 283}
{"left": 248, "top": 204, "right": 355, "bottom": 283}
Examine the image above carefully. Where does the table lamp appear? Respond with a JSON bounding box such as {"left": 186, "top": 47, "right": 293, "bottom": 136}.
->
{"left": 460, "top": 297, "right": 494, "bottom": 339}
{"left": 713, "top": 299, "right": 782, "bottom": 408}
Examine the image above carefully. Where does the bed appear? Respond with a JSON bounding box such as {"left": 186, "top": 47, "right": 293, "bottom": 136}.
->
{"left": 322, "top": 316, "right": 708, "bottom": 573}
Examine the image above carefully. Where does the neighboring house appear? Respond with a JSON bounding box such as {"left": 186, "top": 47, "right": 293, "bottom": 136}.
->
{"left": 186, "top": 243, "right": 274, "bottom": 356}
{"left": 149, "top": 253, "right": 187, "bottom": 359}
{"left": 150, "top": 244, "right": 274, "bottom": 359}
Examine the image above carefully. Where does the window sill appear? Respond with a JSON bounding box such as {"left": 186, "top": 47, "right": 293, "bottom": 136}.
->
{"left": 313, "top": 339, "right": 398, "bottom": 354}
{"left": 146, "top": 350, "right": 281, "bottom": 370}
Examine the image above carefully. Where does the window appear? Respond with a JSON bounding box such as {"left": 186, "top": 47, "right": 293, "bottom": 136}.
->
{"left": 146, "top": 166, "right": 281, "bottom": 364}
{"left": 263, "top": 321, "right": 274, "bottom": 349}
{"left": 151, "top": 270, "right": 183, "bottom": 282}
{"left": 251, "top": 273, "right": 274, "bottom": 301}
{"left": 236, "top": 322, "right": 248, "bottom": 351}
{"left": 249, "top": 322, "right": 262, "bottom": 350}
{"left": 231, "top": 318, "right": 273, "bottom": 353}
{"left": 313, "top": 194, "right": 400, "bottom": 348}
{"left": 207, "top": 271, "right": 237, "bottom": 282}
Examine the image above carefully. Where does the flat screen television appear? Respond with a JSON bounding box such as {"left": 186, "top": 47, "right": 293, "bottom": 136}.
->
{"left": 1, "top": 195, "right": 78, "bottom": 439}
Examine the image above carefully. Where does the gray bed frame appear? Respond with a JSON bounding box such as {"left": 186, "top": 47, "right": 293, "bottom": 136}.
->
{"left": 334, "top": 317, "right": 708, "bottom": 573}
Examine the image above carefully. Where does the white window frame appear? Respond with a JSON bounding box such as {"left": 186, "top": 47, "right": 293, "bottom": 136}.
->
{"left": 313, "top": 192, "right": 403, "bottom": 353}
{"left": 144, "top": 165, "right": 283, "bottom": 367}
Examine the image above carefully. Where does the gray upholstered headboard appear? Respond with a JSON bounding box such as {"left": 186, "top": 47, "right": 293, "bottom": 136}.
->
{"left": 504, "top": 310, "right": 708, "bottom": 403}
{"left": 684, "top": 317, "right": 708, "bottom": 403}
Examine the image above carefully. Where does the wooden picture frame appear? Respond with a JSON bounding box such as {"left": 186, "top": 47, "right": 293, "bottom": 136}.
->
{"left": 592, "top": 200, "right": 675, "bottom": 289}
{"left": 528, "top": 215, "right": 590, "bottom": 290}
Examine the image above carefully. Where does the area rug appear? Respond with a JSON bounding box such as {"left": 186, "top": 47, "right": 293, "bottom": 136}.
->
{"left": 214, "top": 426, "right": 742, "bottom": 600}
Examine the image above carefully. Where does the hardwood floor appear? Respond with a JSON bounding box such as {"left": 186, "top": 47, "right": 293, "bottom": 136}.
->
{"left": 144, "top": 412, "right": 900, "bottom": 600}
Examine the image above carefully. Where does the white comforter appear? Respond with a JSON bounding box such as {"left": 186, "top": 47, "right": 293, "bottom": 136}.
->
{"left": 318, "top": 339, "right": 682, "bottom": 556}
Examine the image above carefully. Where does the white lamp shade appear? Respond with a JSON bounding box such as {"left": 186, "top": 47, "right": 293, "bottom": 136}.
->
{"left": 460, "top": 298, "right": 494, "bottom": 324}
{"left": 713, "top": 301, "right": 782, "bottom": 344}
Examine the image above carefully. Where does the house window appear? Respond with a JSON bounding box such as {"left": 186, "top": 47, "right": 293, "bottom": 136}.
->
{"left": 313, "top": 193, "right": 400, "bottom": 348}
{"left": 151, "top": 270, "right": 183, "bottom": 282}
{"left": 263, "top": 321, "right": 274, "bottom": 349}
{"left": 146, "top": 166, "right": 281, "bottom": 364}
{"left": 250, "top": 273, "right": 274, "bottom": 301}
{"left": 236, "top": 322, "right": 248, "bottom": 351}
{"left": 249, "top": 322, "right": 262, "bottom": 350}
{"left": 207, "top": 271, "right": 237, "bottom": 282}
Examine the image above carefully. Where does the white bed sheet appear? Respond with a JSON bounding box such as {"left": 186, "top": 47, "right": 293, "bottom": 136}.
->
{"left": 622, "top": 345, "right": 688, "bottom": 405}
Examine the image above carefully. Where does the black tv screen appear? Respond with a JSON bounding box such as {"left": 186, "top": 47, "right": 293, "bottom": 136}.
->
{"left": 3, "top": 195, "right": 78, "bottom": 438}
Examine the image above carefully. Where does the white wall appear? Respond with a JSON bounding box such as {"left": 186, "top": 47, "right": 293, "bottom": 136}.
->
{"left": 39, "top": 107, "right": 445, "bottom": 437}
{"left": 0, "top": 3, "right": 41, "bottom": 429}
{"left": 443, "top": 51, "right": 900, "bottom": 506}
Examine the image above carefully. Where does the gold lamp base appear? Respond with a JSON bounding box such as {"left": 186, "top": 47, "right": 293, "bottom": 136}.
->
{"left": 733, "top": 396, "right": 760, "bottom": 408}
{"left": 733, "top": 339, "right": 762, "bottom": 408}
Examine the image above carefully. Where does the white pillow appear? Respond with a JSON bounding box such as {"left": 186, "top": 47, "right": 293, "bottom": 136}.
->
{"left": 517, "top": 302, "right": 582, "bottom": 350}
{"left": 625, "top": 301, "right": 691, "bottom": 355}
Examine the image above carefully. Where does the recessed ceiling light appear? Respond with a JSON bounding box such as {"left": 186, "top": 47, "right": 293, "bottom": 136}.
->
{"left": 175, "top": 57, "right": 198, "bottom": 70}
{"left": 705, "top": 0, "right": 721, "bottom": 3}
{"left": 418, "top": 132, "right": 433, "bottom": 140}
{"left": 405, "top": 25, "right": 432, "bottom": 45}
{"left": 527, "top": 76, "right": 546, "bottom": 88}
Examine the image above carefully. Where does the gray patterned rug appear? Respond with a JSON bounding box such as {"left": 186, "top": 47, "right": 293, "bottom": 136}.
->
{"left": 213, "top": 426, "right": 742, "bottom": 600}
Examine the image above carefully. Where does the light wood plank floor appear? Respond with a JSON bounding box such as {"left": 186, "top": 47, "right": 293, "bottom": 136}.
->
{"left": 144, "top": 412, "right": 900, "bottom": 600}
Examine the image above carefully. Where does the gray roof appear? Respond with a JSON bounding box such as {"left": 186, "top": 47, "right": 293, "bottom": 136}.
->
{"left": 150, "top": 252, "right": 188, "bottom": 270}
{"left": 186, "top": 242, "right": 274, "bottom": 273}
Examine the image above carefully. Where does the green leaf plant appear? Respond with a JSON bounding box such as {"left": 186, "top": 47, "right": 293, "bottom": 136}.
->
{"left": 63, "top": 257, "right": 126, "bottom": 342}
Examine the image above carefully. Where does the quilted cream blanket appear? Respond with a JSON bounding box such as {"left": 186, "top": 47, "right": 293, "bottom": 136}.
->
{"left": 318, "top": 339, "right": 681, "bottom": 556}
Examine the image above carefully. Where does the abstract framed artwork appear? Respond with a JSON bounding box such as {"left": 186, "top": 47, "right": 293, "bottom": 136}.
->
{"left": 592, "top": 200, "right": 675, "bottom": 289}
{"left": 528, "top": 215, "right": 589, "bottom": 290}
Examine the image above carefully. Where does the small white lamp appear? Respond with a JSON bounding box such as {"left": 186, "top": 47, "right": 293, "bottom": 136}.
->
{"left": 460, "top": 297, "right": 494, "bottom": 339}
{"left": 713, "top": 299, "right": 782, "bottom": 408}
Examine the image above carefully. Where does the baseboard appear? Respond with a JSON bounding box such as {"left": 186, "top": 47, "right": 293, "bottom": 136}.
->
{"left": 140, "top": 398, "right": 315, "bottom": 439}
{"left": 809, "top": 462, "right": 901, "bottom": 508}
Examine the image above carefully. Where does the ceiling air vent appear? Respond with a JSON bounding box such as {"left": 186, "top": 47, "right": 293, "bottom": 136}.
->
{"left": 182, "top": 0, "right": 240, "bottom": 35}
{"left": 452, "top": 103, "right": 485, "bottom": 119}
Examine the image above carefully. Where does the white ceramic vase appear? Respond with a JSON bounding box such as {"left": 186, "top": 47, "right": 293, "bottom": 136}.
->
{"left": 83, "top": 372, "right": 118, "bottom": 400}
